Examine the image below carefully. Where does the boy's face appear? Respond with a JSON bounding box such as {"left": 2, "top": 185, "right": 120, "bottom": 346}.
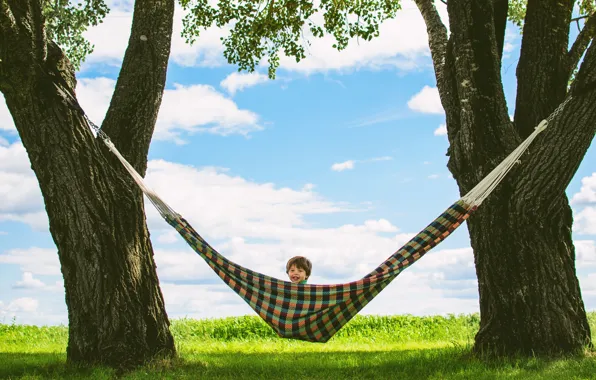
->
{"left": 287, "top": 264, "right": 307, "bottom": 284}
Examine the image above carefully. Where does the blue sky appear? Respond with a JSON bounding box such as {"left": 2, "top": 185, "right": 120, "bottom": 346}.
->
{"left": 0, "top": 0, "right": 594, "bottom": 325}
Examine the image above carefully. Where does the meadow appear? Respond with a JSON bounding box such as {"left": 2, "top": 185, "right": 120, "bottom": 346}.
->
{"left": 1, "top": 313, "right": 595, "bottom": 379}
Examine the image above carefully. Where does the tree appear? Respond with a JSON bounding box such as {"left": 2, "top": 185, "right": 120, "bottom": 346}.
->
{"left": 0, "top": 0, "right": 176, "bottom": 367}
{"left": 180, "top": 0, "right": 596, "bottom": 355}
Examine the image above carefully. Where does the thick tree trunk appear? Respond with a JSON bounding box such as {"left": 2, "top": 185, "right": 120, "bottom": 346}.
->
{"left": 416, "top": 0, "right": 594, "bottom": 356}
{"left": 0, "top": 0, "right": 176, "bottom": 367}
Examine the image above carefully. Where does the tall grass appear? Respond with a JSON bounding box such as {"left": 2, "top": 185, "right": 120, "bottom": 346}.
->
{"left": 1, "top": 313, "right": 595, "bottom": 379}
{"left": 170, "top": 313, "right": 481, "bottom": 343}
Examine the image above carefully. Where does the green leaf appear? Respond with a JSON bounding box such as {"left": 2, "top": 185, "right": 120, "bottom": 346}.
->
{"left": 43, "top": 0, "right": 110, "bottom": 70}
{"left": 180, "top": 0, "right": 401, "bottom": 79}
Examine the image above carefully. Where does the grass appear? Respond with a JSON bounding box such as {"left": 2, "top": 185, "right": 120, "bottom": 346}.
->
{"left": 1, "top": 313, "right": 595, "bottom": 379}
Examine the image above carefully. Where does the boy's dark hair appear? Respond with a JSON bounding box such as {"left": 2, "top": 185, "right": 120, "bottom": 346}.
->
{"left": 286, "top": 256, "right": 312, "bottom": 278}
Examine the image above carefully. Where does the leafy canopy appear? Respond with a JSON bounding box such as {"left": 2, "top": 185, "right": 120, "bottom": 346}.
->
{"left": 508, "top": 0, "right": 595, "bottom": 28}
{"left": 46, "top": 0, "right": 595, "bottom": 75}
{"left": 43, "top": 0, "right": 109, "bottom": 70}
{"left": 180, "top": 0, "right": 401, "bottom": 78}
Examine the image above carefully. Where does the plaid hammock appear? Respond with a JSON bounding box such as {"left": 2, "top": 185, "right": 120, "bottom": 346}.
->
{"left": 90, "top": 93, "right": 569, "bottom": 343}
{"left": 165, "top": 200, "right": 476, "bottom": 343}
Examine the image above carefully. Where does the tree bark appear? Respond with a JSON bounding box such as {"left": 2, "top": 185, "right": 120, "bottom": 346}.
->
{"left": 0, "top": 0, "right": 176, "bottom": 368}
{"left": 416, "top": 0, "right": 593, "bottom": 356}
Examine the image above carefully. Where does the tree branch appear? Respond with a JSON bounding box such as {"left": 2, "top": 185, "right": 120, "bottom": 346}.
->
{"left": 414, "top": 0, "right": 464, "bottom": 153}
{"left": 414, "top": 0, "right": 448, "bottom": 85}
{"left": 0, "top": 0, "right": 47, "bottom": 90}
{"left": 100, "top": 0, "right": 175, "bottom": 176}
{"left": 513, "top": 0, "right": 574, "bottom": 139}
{"left": 513, "top": 39, "right": 596, "bottom": 215}
{"left": 571, "top": 14, "right": 590, "bottom": 23}
{"left": 493, "top": 0, "right": 508, "bottom": 62}
{"left": 566, "top": 13, "right": 596, "bottom": 79}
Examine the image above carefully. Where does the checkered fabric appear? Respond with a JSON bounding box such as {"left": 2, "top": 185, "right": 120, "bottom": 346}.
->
{"left": 166, "top": 199, "right": 476, "bottom": 343}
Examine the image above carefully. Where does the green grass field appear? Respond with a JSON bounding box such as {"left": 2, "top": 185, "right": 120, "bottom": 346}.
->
{"left": 1, "top": 313, "right": 595, "bottom": 379}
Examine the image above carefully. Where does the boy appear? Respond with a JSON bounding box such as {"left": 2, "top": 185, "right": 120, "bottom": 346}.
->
{"left": 286, "top": 256, "right": 312, "bottom": 284}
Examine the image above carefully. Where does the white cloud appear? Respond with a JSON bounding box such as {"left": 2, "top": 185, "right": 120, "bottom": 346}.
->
{"left": 574, "top": 207, "right": 596, "bottom": 235}
{"left": 0, "top": 142, "right": 33, "bottom": 175}
{"left": 3, "top": 297, "right": 39, "bottom": 313}
{"left": 363, "top": 219, "right": 399, "bottom": 233}
{"left": 156, "top": 84, "right": 263, "bottom": 142}
{"left": 220, "top": 72, "right": 269, "bottom": 95}
{"left": 13, "top": 272, "right": 45, "bottom": 289}
{"left": 0, "top": 212, "right": 48, "bottom": 232}
{"left": 144, "top": 160, "right": 347, "bottom": 239}
{"left": 331, "top": 160, "right": 355, "bottom": 172}
{"left": 428, "top": 174, "right": 440, "bottom": 180}
{"left": 76, "top": 77, "right": 116, "bottom": 125}
{"left": 75, "top": 78, "right": 263, "bottom": 143}
{"left": 330, "top": 156, "right": 391, "bottom": 172}
{"left": 155, "top": 249, "right": 221, "bottom": 282}
{"left": 0, "top": 94, "right": 16, "bottom": 132}
{"left": 161, "top": 283, "right": 253, "bottom": 319}
{"left": 81, "top": 10, "right": 133, "bottom": 67}
{"left": 503, "top": 42, "right": 514, "bottom": 53}
{"left": 0, "top": 142, "right": 48, "bottom": 230}
{"left": 576, "top": 240, "right": 596, "bottom": 269}
{"left": 0, "top": 136, "right": 8, "bottom": 146}
{"left": 407, "top": 86, "right": 444, "bottom": 114}
{"left": 157, "top": 230, "right": 180, "bottom": 244}
{"left": 434, "top": 123, "right": 447, "bottom": 136}
{"left": 0, "top": 247, "right": 61, "bottom": 276}
{"left": 502, "top": 28, "right": 519, "bottom": 59}
{"left": 412, "top": 248, "right": 476, "bottom": 281}
{"left": 571, "top": 173, "right": 596, "bottom": 205}
{"left": 581, "top": 273, "right": 596, "bottom": 294}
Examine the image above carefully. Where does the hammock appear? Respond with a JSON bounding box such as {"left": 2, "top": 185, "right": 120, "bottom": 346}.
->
{"left": 88, "top": 97, "right": 572, "bottom": 343}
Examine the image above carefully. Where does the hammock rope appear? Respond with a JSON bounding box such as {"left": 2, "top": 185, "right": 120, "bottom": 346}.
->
{"left": 83, "top": 94, "right": 574, "bottom": 343}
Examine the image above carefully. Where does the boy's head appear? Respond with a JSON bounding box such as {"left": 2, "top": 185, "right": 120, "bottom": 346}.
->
{"left": 286, "top": 256, "right": 312, "bottom": 284}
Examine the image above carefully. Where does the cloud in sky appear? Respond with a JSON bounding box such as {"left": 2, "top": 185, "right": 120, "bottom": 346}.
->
{"left": 571, "top": 173, "right": 596, "bottom": 205}
{"left": 407, "top": 86, "right": 444, "bottom": 115}
{"left": 1, "top": 297, "right": 38, "bottom": 313}
{"left": 434, "top": 123, "right": 447, "bottom": 136}
{"left": 575, "top": 207, "right": 596, "bottom": 235}
{"left": 331, "top": 160, "right": 355, "bottom": 172}
{"left": 331, "top": 156, "right": 393, "bottom": 172}
{"left": 0, "top": 94, "right": 16, "bottom": 132}
{"left": 0, "top": 142, "right": 49, "bottom": 231}
{"left": 220, "top": 72, "right": 269, "bottom": 95}
{"left": 0, "top": 247, "right": 61, "bottom": 276}
{"left": 13, "top": 272, "right": 46, "bottom": 290}
{"left": 570, "top": 173, "right": 596, "bottom": 236}
{"left": 75, "top": 78, "right": 264, "bottom": 144}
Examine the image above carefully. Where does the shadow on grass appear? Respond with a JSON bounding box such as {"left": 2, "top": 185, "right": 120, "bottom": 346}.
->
{"left": 1, "top": 347, "right": 595, "bottom": 379}
{"left": 0, "top": 353, "right": 113, "bottom": 379}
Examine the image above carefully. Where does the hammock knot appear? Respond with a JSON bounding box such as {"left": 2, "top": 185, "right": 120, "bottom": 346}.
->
{"left": 534, "top": 120, "right": 548, "bottom": 133}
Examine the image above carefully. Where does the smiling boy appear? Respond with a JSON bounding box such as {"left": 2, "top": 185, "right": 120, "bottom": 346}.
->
{"left": 286, "top": 256, "right": 312, "bottom": 284}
